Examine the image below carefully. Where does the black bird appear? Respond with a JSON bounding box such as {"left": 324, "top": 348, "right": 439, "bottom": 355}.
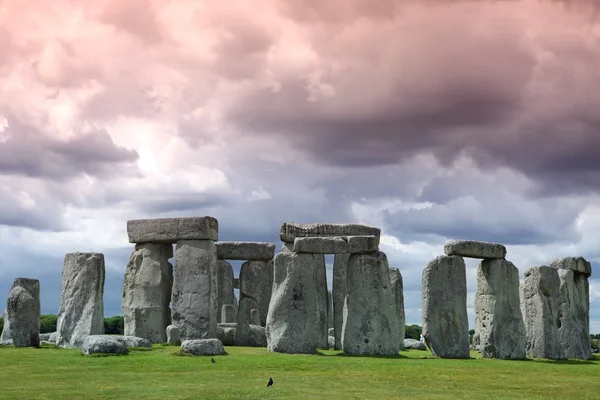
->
{"left": 211, "top": 358, "right": 215, "bottom": 364}
{"left": 267, "top": 378, "right": 273, "bottom": 387}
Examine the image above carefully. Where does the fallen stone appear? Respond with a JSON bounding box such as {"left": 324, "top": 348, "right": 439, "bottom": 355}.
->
{"left": 7, "top": 284, "right": 40, "bottom": 347}
{"left": 122, "top": 244, "right": 172, "bottom": 344}
{"left": 389, "top": 268, "right": 405, "bottom": 350}
{"left": 422, "top": 256, "right": 470, "bottom": 358}
{"left": 521, "top": 266, "right": 564, "bottom": 359}
{"left": 221, "top": 304, "right": 236, "bottom": 323}
{"left": 1, "top": 278, "right": 40, "bottom": 346}
{"left": 181, "top": 338, "right": 225, "bottom": 356}
{"left": 475, "top": 259, "right": 526, "bottom": 360}
{"left": 171, "top": 240, "right": 218, "bottom": 341}
{"left": 235, "top": 260, "right": 273, "bottom": 346}
{"left": 250, "top": 309, "right": 261, "bottom": 326}
{"left": 550, "top": 257, "right": 592, "bottom": 278}
{"left": 280, "top": 222, "right": 381, "bottom": 244}
{"left": 127, "top": 216, "right": 218, "bottom": 243}
{"left": 217, "top": 326, "right": 235, "bottom": 346}
{"left": 216, "top": 242, "right": 275, "bottom": 261}
{"left": 81, "top": 335, "right": 128, "bottom": 355}
{"left": 444, "top": 240, "right": 506, "bottom": 260}
{"left": 121, "top": 336, "right": 152, "bottom": 349}
{"left": 166, "top": 325, "right": 181, "bottom": 345}
{"left": 404, "top": 339, "right": 427, "bottom": 350}
{"left": 333, "top": 253, "right": 349, "bottom": 350}
{"left": 217, "top": 260, "right": 238, "bottom": 323}
{"left": 342, "top": 251, "right": 400, "bottom": 356}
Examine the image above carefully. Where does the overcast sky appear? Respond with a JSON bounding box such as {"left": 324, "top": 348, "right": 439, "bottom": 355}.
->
{"left": 1, "top": 0, "right": 600, "bottom": 332}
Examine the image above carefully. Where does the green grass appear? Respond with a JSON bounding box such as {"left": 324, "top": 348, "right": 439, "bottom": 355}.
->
{"left": 0, "top": 344, "right": 599, "bottom": 400}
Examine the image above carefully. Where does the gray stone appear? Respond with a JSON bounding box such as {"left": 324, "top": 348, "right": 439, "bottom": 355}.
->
{"left": 221, "top": 304, "right": 236, "bottom": 323}
{"left": 218, "top": 323, "right": 237, "bottom": 328}
{"left": 266, "top": 252, "right": 322, "bottom": 354}
{"left": 281, "top": 243, "right": 294, "bottom": 252}
{"left": 7, "top": 284, "right": 40, "bottom": 347}
{"left": 235, "top": 260, "right": 273, "bottom": 346}
{"left": 327, "top": 290, "right": 333, "bottom": 329}
{"left": 475, "top": 259, "right": 526, "bottom": 359}
{"left": 280, "top": 222, "right": 381, "bottom": 244}
{"left": 328, "top": 327, "right": 335, "bottom": 336}
{"left": 521, "top": 266, "right": 563, "bottom": 359}
{"left": 293, "top": 237, "right": 349, "bottom": 254}
{"left": 55, "top": 253, "right": 105, "bottom": 349}
{"left": 39, "top": 332, "right": 54, "bottom": 342}
{"left": 121, "top": 336, "right": 153, "bottom": 349}
{"left": 551, "top": 258, "right": 592, "bottom": 360}
{"left": 389, "top": 268, "right": 405, "bottom": 350}
{"left": 347, "top": 236, "right": 379, "bottom": 254}
{"left": 333, "top": 253, "right": 349, "bottom": 350}
{"left": 217, "top": 260, "right": 238, "bottom": 323}
{"left": 404, "top": 338, "right": 427, "bottom": 350}
{"left": 250, "top": 309, "right": 261, "bottom": 326}
{"left": 422, "top": 256, "right": 470, "bottom": 358}
{"left": 49, "top": 332, "right": 58, "bottom": 344}
{"left": 81, "top": 335, "right": 128, "bottom": 355}
{"left": 171, "top": 240, "right": 218, "bottom": 341}
{"left": 342, "top": 252, "right": 400, "bottom": 356}
{"left": 166, "top": 325, "right": 181, "bottom": 345}
{"left": 328, "top": 336, "right": 335, "bottom": 349}
{"left": 216, "top": 241, "right": 275, "bottom": 261}
{"left": 1, "top": 278, "right": 40, "bottom": 345}
{"left": 0, "top": 309, "right": 10, "bottom": 342}
{"left": 1, "top": 339, "right": 13, "bottom": 346}
{"left": 122, "top": 244, "right": 172, "bottom": 343}
{"left": 127, "top": 217, "right": 218, "bottom": 244}
{"left": 233, "top": 278, "right": 239, "bottom": 289}
{"left": 181, "top": 338, "right": 225, "bottom": 356}
{"left": 248, "top": 324, "right": 267, "bottom": 347}
{"left": 444, "top": 240, "right": 506, "bottom": 260}
{"left": 550, "top": 256, "right": 592, "bottom": 278}
{"left": 217, "top": 326, "right": 236, "bottom": 346}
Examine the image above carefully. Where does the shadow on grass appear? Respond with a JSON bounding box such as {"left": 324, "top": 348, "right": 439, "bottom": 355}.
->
{"left": 173, "top": 349, "right": 230, "bottom": 357}
{"left": 332, "top": 352, "right": 410, "bottom": 359}
{"left": 522, "top": 358, "right": 598, "bottom": 366}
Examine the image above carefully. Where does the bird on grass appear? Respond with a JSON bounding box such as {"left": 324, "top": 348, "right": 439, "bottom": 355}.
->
{"left": 211, "top": 358, "right": 215, "bottom": 364}
{"left": 267, "top": 378, "right": 273, "bottom": 387}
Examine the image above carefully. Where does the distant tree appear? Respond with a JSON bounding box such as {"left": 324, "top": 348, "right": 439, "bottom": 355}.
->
{"left": 40, "top": 314, "right": 58, "bottom": 333}
{"left": 405, "top": 324, "right": 422, "bottom": 340}
{"left": 104, "top": 316, "right": 124, "bottom": 335}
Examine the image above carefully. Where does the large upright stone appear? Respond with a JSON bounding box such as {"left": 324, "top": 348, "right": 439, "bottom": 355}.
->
{"left": 521, "top": 266, "right": 563, "bottom": 359}
{"left": 333, "top": 253, "right": 349, "bottom": 350}
{"left": 1, "top": 278, "right": 40, "bottom": 343}
{"left": 127, "top": 216, "right": 218, "bottom": 243}
{"left": 280, "top": 222, "right": 380, "bottom": 245}
{"left": 171, "top": 240, "right": 218, "bottom": 341}
{"left": 221, "top": 304, "right": 236, "bottom": 323}
{"left": 216, "top": 242, "right": 275, "bottom": 261}
{"left": 475, "top": 259, "right": 526, "bottom": 359}
{"left": 56, "top": 253, "right": 105, "bottom": 348}
{"left": 389, "top": 268, "right": 405, "bottom": 351}
{"left": 266, "top": 252, "right": 322, "bottom": 354}
{"left": 121, "top": 244, "right": 173, "bottom": 343}
{"left": 422, "top": 256, "right": 469, "bottom": 358}
{"left": 5, "top": 278, "right": 40, "bottom": 347}
{"left": 235, "top": 260, "right": 274, "bottom": 346}
{"left": 550, "top": 257, "right": 592, "bottom": 360}
{"left": 342, "top": 252, "right": 400, "bottom": 356}
{"left": 217, "top": 260, "right": 238, "bottom": 323}
{"left": 444, "top": 240, "right": 506, "bottom": 260}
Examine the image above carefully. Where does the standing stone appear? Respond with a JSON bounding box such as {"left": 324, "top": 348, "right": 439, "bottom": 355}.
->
{"left": 266, "top": 252, "right": 322, "bottom": 354}
{"left": 171, "top": 240, "right": 218, "bottom": 341}
{"left": 56, "top": 253, "right": 105, "bottom": 348}
{"left": 551, "top": 257, "right": 592, "bottom": 360}
{"left": 250, "top": 309, "right": 261, "bottom": 326}
{"left": 327, "top": 290, "right": 333, "bottom": 329}
{"left": 221, "top": 304, "right": 236, "bottom": 323}
{"left": 475, "top": 259, "right": 526, "bottom": 359}
{"left": 0, "top": 308, "right": 10, "bottom": 342}
{"left": 314, "top": 254, "right": 329, "bottom": 349}
{"left": 389, "top": 268, "right": 405, "bottom": 350}
{"left": 342, "top": 252, "right": 400, "bottom": 356}
{"left": 5, "top": 278, "right": 40, "bottom": 347}
{"left": 235, "top": 260, "right": 274, "bottom": 346}
{"left": 217, "top": 260, "right": 238, "bottom": 323}
{"left": 122, "top": 244, "right": 173, "bottom": 343}
{"left": 166, "top": 325, "right": 181, "bottom": 345}
{"left": 333, "top": 253, "right": 349, "bottom": 350}
{"left": 1, "top": 278, "right": 40, "bottom": 344}
{"left": 422, "top": 256, "right": 469, "bottom": 358}
{"left": 521, "top": 266, "right": 563, "bottom": 359}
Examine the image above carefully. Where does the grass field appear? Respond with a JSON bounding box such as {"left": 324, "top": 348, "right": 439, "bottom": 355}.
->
{"left": 1, "top": 344, "right": 599, "bottom": 400}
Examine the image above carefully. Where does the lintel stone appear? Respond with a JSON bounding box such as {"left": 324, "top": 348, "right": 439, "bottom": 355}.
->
{"left": 127, "top": 217, "right": 218, "bottom": 243}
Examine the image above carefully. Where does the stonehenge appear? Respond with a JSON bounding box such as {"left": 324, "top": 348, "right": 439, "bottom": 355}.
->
{"left": 4, "top": 278, "right": 41, "bottom": 347}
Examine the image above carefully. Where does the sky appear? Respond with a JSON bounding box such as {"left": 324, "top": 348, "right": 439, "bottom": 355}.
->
{"left": 1, "top": 0, "right": 600, "bottom": 332}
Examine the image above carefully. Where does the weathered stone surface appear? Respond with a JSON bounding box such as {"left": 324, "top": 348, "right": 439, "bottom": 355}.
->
{"left": 551, "top": 259, "right": 592, "bottom": 360}
{"left": 0, "top": 308, "right": 10, "bottom": 342}
{"left": 444, "top": 240, "right": 506, "bottom": 260}
{"left": 347, "top": 236, "right": 379, "bottom": 254}
{"left": 233, "top": 278, "right": 239, "bottom": 289}
{"left": 333, "top": 253, "right": 349, "bottom": 350}
{"left": 281, "top": 243, "right": 294, "bottom": 253}
{"left": 217, "top": 260, "right": 238, "bottom": 323}
{"left": 127, "top": 217, "right": 218, "bottom": 243}
{"left": 550, "top": 257, "right": 592, "bottom": 278}
{"left": 221, "top": 304, "right": 236, "bottom": 323}
{"left": 280, "top": 222, "right": 381, "bottom": 244}
{"left": 121, "top": 336, "right": 153, "bottom": 349}
{"left": 216, "top": 242, "right": 275, "bottom": 261}
{"left": 218, "top": 323, "right": 237, "bottom": 329}
{"left": 327, "top": 290, "right": 333, "bottom": 329}
{"left": 81, "top": 335, "right": 128, "bottom": 355}
{"left": 1, "top": 339, "right": 13, "bottom": 346}
{"left": 250, "top": 309, "right": 261, "bottom": 326}
{"left": 1, "top": 278, "right": 40, "bottom": 346}
{"left": 328, "top": 327, "right": 335, "bottom": 337}
{"left": 40, "top": 332, "right": 55, "bottom": 342}
{"left": 266, "top": 252, "right": 323, "bottom": 354}
{"left": 217, "top": 326, "right": 236, "bottom": 346}
{"left": 248, "top": 325, "right": 267, "bottom": 347}
{"left": 181, "top": 338, "right": 225, "bottom": 356}
{"left": 49, "top": 332, "right": 58, "bottom": 344}
{"left": 521, "top": 266, "right": 563, "bottom": 359}
{"left": 404, "top": 338, "right": 427, "bottom": 350}
{"left": 171, "top": 240, "right": 218, "bottom": 341}
{"left": 328, "top": 335, "right": 335, "bottom": 349}
{"left": 235, "top": 260, "right": 273, "bottom": 346}
{"left": 422, "top": 256, "right": 469, "bottom": 358}
{"left": 342, "top": 252, "right": 400, "bottom": 356}
{"left": 122, "top": 244, "right": 172, "bottom": 343}
{"left": 389, "top": 268, "right": 405, "bottom": 351}
{"left": 166, "top": 325, "right": 181, "bottom": 345}
{"left": 7, "top": 284, "right": 40, "bottom": 347}
{"left": 475, "top": 259, "right": 526, "bottom": 359}
{"left": 293, "top": 237, "right": 349, "bottom": 254}
{"left": 55, "top": 253, "right": 105, "bottom": 349}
